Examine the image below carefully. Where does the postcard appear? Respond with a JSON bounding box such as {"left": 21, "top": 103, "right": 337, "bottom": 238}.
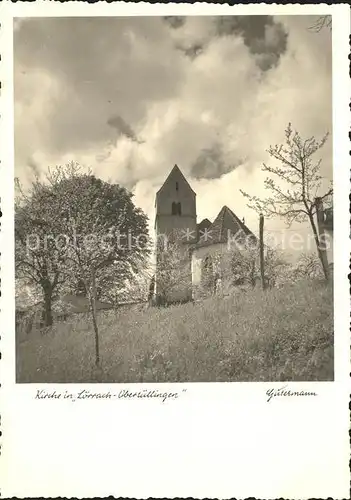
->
{"left": 0, "top": 2, "right": 349, "bottom": 498}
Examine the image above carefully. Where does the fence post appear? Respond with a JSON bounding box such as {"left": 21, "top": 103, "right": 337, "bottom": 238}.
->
{"left": 259, "top": 214, "right": 266, "bottom": 290}
{"left": 315, "top": 197, "right": 329, "bottom": 280}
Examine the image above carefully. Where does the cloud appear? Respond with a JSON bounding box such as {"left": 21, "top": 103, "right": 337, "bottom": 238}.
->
{"left": 163, "top": 16, "right": 186, "bottom": 30}
{"left": 190, "top": 143, "right": 243, "bottom": 179}
{"left": 167, "top": 15, "right": 288, "bottom": 69}
{"left": 213, "top": 16, "right": 288, "bottom": 71}
{"left": 176, "top": 42, "right": 205, "bottom": 60}
{"left": 14, "top": 15, "right": 332, "bottom": 250}
{"left": 26, "top": 156, "right": 41, "bottom": 178}
{"left": 107, "top": 115, "right": 142, "bottom": 143}
{"left": 14, "top": 17, "right": 186, "bottom": 158}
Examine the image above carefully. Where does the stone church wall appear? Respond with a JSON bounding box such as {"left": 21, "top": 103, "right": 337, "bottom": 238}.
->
{"left": 192, "top": 242, "right": 233, "bottom": 299}
{"left": 192, "top": 241, "right": 261, "bottom": 299}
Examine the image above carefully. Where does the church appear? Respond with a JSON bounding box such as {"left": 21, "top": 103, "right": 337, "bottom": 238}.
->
{"left": 153, "top": 165, "right": 257, "bottom": 304}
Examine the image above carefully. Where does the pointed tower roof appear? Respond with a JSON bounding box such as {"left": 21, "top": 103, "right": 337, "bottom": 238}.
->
{"left": 197, "top": 218, "right": 211, "bottom": 233}
{"left": 195, "top": 205, "right": 256, "bottom": 247}
{"left": 197, "top": 218, "right": 212, "bottom": 241}
{"left": 156, "top": 164, "right": 196, "bottom": 196}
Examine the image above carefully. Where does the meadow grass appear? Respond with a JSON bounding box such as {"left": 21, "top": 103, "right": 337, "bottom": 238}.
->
{"left": 16, "top": 280, "right": 333, "bottom": 383}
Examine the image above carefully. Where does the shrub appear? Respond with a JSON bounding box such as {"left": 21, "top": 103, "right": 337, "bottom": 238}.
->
{"left": 17, "top": 280, "right": 333, "bottom": 383}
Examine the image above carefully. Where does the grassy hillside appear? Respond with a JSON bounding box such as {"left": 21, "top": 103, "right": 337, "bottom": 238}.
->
{"left": 16, "top": 280, "right": 333, "bottom": 383}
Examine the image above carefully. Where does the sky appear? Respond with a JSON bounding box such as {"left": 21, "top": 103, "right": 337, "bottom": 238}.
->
{"left": 14, "top": 15, "right": 332, "bottom": 256}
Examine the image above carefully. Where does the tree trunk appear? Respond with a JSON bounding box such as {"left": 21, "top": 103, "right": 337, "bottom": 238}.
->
{"left": 308, "top": 212, "right": 329, "bottom": 281}
{"left": 42, "top": 284, "right": 53, "bottom": 327}
{"left": 91, "top": 305, "right": 100, "bottom": 367}
{"left": 89, "top": 272, "right": 100, "bottom": 366}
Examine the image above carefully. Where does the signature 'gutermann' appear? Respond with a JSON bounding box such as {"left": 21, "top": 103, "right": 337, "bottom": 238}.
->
{"left": 266, "top": 385, "right": 318, "bottom": 403}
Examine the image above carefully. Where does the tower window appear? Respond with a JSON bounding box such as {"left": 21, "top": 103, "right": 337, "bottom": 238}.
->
{"left": 175, "top": 182, "right": 179, "bottom": 191}
{"left": 171, "top": 202, "right": 182, "bottom": 215}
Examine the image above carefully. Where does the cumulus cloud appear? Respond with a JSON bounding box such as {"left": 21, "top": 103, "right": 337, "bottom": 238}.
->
{"left": 14, "top": 17, "right": 185, "bottom": 158}
{"left": 190, "top": 143, "right": 243, "bottom": 180}
{"left": 166, "top": 15, "right": 288, "bottom": 70}
{"left": 14, "top": 15, "right": 332, "bottom": 248}
{"left": 213, "top": 15, "right": 288, "bottom": 71}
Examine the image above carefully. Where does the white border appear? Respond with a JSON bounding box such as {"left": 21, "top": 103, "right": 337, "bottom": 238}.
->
{"left": 0, "top": 3, "right": 350, "bottom": 498}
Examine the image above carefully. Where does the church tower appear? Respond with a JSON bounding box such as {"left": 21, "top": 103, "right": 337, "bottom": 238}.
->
{"left": 154, "top": 165, "right": 197, "bottom": 304}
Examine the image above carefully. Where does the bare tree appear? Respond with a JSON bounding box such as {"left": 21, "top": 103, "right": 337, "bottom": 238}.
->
{"left": 240, "top": 124, "right": 332, "bottom": 280}
{"left": 155, "top": 237, "right": 192, "bottom": 305}
{"left": 308, "top": 15, "right": 332, "bottom": 33}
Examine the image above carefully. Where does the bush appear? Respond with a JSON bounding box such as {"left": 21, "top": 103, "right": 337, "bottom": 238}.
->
{"left": 17, "top": 280, "right": 333, "bottom": 383}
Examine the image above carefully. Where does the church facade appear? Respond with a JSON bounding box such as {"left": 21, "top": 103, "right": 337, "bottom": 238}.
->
{"left": 153, "top": 165, "right": 257, "bottom": 304}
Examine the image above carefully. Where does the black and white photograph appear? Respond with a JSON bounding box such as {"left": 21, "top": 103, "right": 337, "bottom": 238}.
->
{"left": 14, "top": 14, "right": 335, "bottom": 383}
{"left": 1, "top": 4, "right": 350, "bottom": 499}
